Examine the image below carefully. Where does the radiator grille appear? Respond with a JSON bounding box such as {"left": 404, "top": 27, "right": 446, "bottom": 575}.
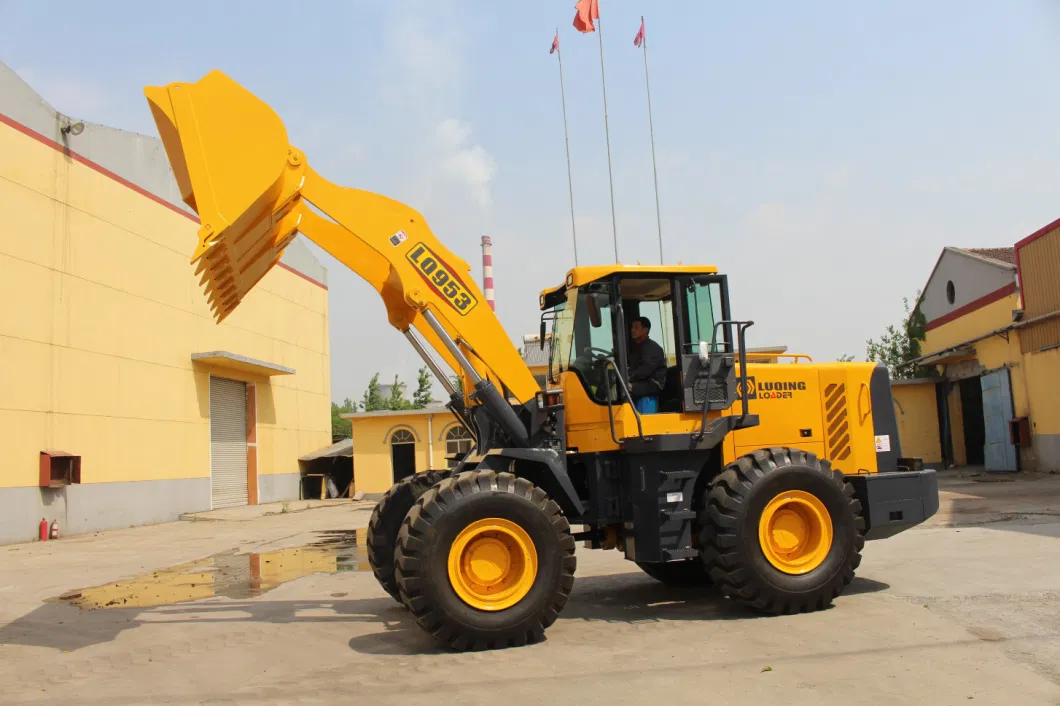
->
{"left": 824, "top": 383, "right": 851, "bottom": 461}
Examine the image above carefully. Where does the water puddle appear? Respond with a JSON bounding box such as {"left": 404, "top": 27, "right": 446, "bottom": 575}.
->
{"left": 52, "top": 529, "right": 370, "bottom": 610}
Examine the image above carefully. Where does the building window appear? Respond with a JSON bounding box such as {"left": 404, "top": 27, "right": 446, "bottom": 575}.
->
{"left": 445, "top": 426, "right": 473, "bottom": 468}
{"left": 390, "top": 429, "right": 415, "bottom": 444}
{"left": 946, "top": 280, "right": 955, "bottom": 305}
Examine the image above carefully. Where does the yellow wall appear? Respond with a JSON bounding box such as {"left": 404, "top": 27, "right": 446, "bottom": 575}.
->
{"left": 0, "top": 120, "right": 330, "bottom": 491}
{"left": 1022, "top": 347, "right": 1060, "bottom": 436}
{"left": 892, "top": 382, "right": 942, "bottom": 464}
{"left": 348, "top": 411, "right": 465, "bottom": 494}
{"left": 923, "top": 292, "right": 1020, "bottom": 356}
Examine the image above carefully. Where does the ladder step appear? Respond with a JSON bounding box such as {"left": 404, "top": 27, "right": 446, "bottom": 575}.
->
{"left": 660, "top": 470, "right": 697, "bottom": 480}
{"left": 661, "top": 510, "right": 697, "bottom": 521}
{"left": 663, "top": 548, "right": 700, "bottom": 561}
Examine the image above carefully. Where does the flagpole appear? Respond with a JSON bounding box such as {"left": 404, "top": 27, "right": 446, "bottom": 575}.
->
{"left": 639, "top": 15, "right": 663, "bottom": 264}
{"left": 555, "top": 29, "right": 579, "bottom": 266}
{"left": 596, "top": 11, "right": 619, "bottom": 263}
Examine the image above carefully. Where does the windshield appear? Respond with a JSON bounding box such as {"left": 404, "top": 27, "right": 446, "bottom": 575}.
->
{"left": 548, "top": 284, "right": 615, "bottom": 385}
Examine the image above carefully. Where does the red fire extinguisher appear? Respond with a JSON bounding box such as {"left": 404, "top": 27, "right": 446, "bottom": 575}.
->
{"left": 49, "top": 520, "right": 59, "bottom": 540}
{"left": 39, "top": 518, "right": 48, "bottom": 542}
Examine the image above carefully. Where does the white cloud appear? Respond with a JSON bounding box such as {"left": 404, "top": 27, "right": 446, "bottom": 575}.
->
{"left": 435, "top": 118, "right": 496, "bottom": 208}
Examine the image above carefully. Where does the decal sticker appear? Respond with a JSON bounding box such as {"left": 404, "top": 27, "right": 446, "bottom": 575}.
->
{"left": 405, "top": 242, "right": 478, "bottom": 315}
{"left": 389, "top": 230, "right": 408, "bottom": 246}
{"left": 666, "top": 492, "right": 683, "bottom": 504}
{"left": 875, "top": 435, "right": 891, "bottom": 452}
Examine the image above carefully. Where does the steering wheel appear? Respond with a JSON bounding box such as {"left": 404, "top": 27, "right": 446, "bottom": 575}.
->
{"left": 582, "top": 346, "right": 614, "bottom": 362}
{"left": 570, "top": 347, "right": 616, "bottom": 394}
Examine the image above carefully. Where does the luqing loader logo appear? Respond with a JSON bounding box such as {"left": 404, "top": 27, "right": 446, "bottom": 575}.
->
{"left": 753, "top": 379, "right": 807, "bottom": 400}
{"left": 738, "top": 377, "right": 757, "bottom": 400}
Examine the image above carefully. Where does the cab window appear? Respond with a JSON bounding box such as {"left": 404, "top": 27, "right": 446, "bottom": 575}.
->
{"left": 548, "top": 283, "right": 617, "bottom": 404}
{"left": 685, "top": 278, "right": 725, "bottom": 353}
{"left": 619, "top": 278, "right": 676, "bottom": 366}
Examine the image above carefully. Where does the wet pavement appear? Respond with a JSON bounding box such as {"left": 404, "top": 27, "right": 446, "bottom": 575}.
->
{"left": 51, "top": 530, "right": 370, "bottom": 610}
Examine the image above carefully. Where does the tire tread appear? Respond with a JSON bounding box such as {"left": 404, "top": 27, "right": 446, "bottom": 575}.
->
{"left": 394, "top": 469, "right": 577, "bottom": 651}
{"left": 699, "top": 447, "right": 865, "bottom": 615}
{"left": 366, "top": 470, "right": 450, "bottom": 601}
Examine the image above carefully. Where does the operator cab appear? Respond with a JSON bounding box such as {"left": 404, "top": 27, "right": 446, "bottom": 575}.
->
{"left": 539, "top": 266, "right": 743, "bottom": 421}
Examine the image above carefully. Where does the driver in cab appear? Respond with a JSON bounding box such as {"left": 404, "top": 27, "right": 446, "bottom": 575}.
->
{"left": 627, "top": 317, "right": 666, "bottom": 402}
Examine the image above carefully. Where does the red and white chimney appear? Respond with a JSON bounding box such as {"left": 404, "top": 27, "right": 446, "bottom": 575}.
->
{"left": 481, "top": 235, "right": 495, "bottom": 311}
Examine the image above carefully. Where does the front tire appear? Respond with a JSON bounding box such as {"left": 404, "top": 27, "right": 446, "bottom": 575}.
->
{"left": 700, "top": 447, "right": 864, "bottom": 615}
{"left": 394, "top": 470, "right": 577, "bottom": 651}
{"left": 366, "top": 470, "right": 450, "bottom": 602}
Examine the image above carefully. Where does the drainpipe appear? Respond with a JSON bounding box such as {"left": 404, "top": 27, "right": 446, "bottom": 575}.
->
{"left": 427, "top": 413, "right": 434, "bottom": 469}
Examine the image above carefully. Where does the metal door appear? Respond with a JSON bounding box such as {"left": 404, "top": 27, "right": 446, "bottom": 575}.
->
{"left": 980, "top": 369, "right": 1018, "bottom": 472}
{"left": 210, "top": 376, "right": 248, "bottom": 507}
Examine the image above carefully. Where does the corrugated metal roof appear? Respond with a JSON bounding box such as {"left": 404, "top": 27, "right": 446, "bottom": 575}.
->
{"left": 298, "top": 438, "right": 353, "bottom": 461}
{"left": 522, "top": 345, "right": 550, "bottom": 366}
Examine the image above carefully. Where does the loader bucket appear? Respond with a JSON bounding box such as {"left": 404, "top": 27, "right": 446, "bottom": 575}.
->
{"left": 144, "top": 70, "right": 306, "bottom": 322}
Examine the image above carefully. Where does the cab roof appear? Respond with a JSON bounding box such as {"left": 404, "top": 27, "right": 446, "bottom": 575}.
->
{"left": 538, "top": 263, "right": 720, "bottom": 308}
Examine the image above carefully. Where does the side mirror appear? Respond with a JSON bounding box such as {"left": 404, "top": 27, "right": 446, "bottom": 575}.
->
{"left": 586, "top": 294, "right": 602, "bottom": 328}
{"left": 698, "top": 340, "right": 710, "bottom": 364}
{"left": 539, "top": 319, "right": 546, "bottom": 349}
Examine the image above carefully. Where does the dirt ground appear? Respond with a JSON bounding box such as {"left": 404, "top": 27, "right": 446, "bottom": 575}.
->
{"left": 1, "top": 469, "right": 1059, "bottom": 706}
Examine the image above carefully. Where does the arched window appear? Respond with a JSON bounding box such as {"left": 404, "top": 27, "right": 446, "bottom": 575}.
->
{"left": 390, "top": 429, "right": 415, "bottom": 445}
{"left": 445, "top": 426, "right": 473, "bottom": 468}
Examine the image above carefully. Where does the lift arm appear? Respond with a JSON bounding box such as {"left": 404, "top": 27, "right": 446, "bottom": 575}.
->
{"left": 144, "top": 70, "right": 541, "bottom": 444}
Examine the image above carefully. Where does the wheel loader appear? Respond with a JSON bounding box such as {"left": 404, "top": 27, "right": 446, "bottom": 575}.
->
{"left": 144, "top": 69, "right": 940, "bottom": 651}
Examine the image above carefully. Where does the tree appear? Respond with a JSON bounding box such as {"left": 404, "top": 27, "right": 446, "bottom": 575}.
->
{"left": 837, "top": 353, "right": 855, "bottom": 362}
{"left": 412, "top": 366, "right": 435, "bottom": 408}
{"left": 386, "top": 373, "right": 414, "bottom": 410}
{"left": 865, "top": 290, "right": 930, "bottom": 380}
{"left": 449, "top": 374, "right": 464, "bottom": 397}
{"left": 360, "top": 373, "right": 386, "bottom": 411}
{"left": 331, "top": 397, "right": 354, "bottom": 439}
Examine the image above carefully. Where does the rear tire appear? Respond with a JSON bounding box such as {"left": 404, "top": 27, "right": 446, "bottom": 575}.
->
{"left": 366, "top": 470, "right": 450, "bottom": 602}
{"left": 636, "top": 560, "right": 712, "bottom": 586}
{"left": 394, "top": 469, "right": 577, "bottom": 651}
{"left": 699, "top": 447, "right": 864, "bottom": 615}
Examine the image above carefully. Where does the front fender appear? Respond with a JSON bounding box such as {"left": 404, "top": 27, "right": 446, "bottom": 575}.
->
{"left": 476, "top": 448, "right": 585, "bottom": 520}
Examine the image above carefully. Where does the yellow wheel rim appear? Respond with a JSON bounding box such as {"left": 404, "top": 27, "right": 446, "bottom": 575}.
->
{"left": 447, "top": 518, "right": 538, "bottom": 611}
{"left": 758, "top": 490, "right": 833, "bottom": 575}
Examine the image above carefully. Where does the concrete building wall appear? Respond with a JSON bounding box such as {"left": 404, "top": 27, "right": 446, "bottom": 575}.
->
{"left": 892, "top": 381, "right": 942, "bottom": 466}
{"left": 347, "top": 410, "right": 466, "bottom": 496}
{"left": 0, "top": 63, "right": 331, "bottom": 544}
{"left": 920, "top": 248, "right": 1017, "bottom": 325}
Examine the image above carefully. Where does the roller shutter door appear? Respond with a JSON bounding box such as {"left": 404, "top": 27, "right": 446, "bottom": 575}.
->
{"left": 210, "top": 376, "right": 248, "bottom": 508}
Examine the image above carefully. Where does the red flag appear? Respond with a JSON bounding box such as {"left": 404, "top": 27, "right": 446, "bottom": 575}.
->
{"left": 573, "top": 0, "right": 599, "bottom": 33}
{"left": 633, "top": 18, "right": 645, "bottom": 47}
{"left": 550, "top": 31, "right": 560, "bottom": 54}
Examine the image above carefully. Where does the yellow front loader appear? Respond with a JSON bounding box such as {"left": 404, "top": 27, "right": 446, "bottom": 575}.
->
{"left": 145, "top": 70, "right": 939, "bottom": 651}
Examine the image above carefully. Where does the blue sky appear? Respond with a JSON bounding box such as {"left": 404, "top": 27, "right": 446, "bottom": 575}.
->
{"left": 4, "top": 0, "right": 1060, "bottom": 403}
